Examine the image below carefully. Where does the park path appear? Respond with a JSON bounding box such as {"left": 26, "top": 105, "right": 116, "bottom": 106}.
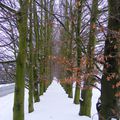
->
{"left": 25, "top": 79, "right": 83, "bottom": 120}
{"left": 0, "top": 79, "right": 92, "bottom": 120}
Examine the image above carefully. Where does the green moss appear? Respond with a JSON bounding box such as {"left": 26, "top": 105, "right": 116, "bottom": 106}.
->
{"left": 74, "top": 83, "right": 80, "bottom": 104}
{"left": 13, "top": 2, "right": 29, "bottom": 120}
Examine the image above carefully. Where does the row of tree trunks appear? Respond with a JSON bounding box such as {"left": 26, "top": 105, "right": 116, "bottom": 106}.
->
{"left": 3, "top": 0, "right": 120, "bottom": 120}
{"left": 13, "top": 0, "right": 54, "bottom": 119}
{"left": 59, "top": 0, "right": 73, "bottom": 98}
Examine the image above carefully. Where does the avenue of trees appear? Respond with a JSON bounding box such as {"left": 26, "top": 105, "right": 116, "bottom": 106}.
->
{"left": 0, "top": 0, "right": 120, "bottom": 120}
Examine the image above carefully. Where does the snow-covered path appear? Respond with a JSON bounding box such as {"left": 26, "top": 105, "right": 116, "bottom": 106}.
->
{"left": 26, "top": 80, "right": 91, "bottom": 120}
{"left": 0, "top": 79, "right": 99, "bottom": 120}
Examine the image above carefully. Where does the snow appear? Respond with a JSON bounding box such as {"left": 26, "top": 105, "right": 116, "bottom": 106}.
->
{"left": 0, "top": 78, "right": 100, "bottom": 120}
{"left": 91, "top": 87, "right": 100, "bottom": 120}
{"left": 0, "top": 83, "right": 15, "bottom": 88}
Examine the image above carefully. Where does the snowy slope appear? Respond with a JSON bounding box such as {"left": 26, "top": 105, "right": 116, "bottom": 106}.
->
{"left": 0, "top": 79, "right": 99, "bottom": 120}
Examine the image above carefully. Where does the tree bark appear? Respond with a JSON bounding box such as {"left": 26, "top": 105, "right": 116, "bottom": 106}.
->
{"left": 100, "top": 0, "right": 120, "bottom": 119}
{"left": 28, "top": 0, "right": 34, "bottom": 113}
{"left": 13, "top": 1, "right": 29, "bottom": 120}
{"left": 74, "top": 0, "right": 83, "bottom": 104}
{"left": 33, "top": 1, "right": 40, "bottom": 102}
{"left": 80, "top": 0, "right": 98, "bottom": 117}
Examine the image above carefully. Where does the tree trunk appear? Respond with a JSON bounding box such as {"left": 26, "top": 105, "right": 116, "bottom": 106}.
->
{"left": 28, "top": 0, "right": 34, "bottom": 113}
{"left": 13, "top": 1, "right": 29, "bottom": 120}
{"left": 33, "top": 1, "right": 40, "bottom": 102}
{"left": 74, "top": 0, "right": 83, "bottom": 104}
{"left": 80, "top": 0, "right": 98, "bottom": 117}
{"left": 100, "top": 0, "right": 120, "bottom": 119}
{"left": 39, "top": 0, "right": 44, "bottom": 96}
{"left": 74, "top": 83, "right": 80, "bottom": 104}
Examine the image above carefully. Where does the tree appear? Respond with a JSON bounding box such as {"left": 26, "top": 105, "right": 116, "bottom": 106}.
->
{"left": 13, "top": 0, "right": 30, "bottom": 120}
{"left": 74, "top": 0, "right": 84, "bottom": 104}
{"left": 100, "top": 0, "right": 120, "bottom": 119}
{"left": 28, "top": 0, "right": 34, "bottom": 113}
{"left": 80, "top": 0, "right": 98, "bottom": 117}
{"left": 33, "top": 0, "right": 40, "bottom": 102}
{"left": 39, "top": 0, "right": 44, "bottom": 96}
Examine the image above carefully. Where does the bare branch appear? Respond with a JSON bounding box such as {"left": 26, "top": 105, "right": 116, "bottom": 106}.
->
{"left": 0, "top": 2, "right": 17, "bottom": 14}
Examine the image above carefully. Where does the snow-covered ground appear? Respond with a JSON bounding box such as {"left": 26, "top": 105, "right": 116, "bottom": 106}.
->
{"left": 0, "top": 83, "right": 15, "bottom": 97}
{"left": 0, "top": 83, "right": 15, "bottom": 88}
{"left": 0, "top": 79, "right": 100, "bottom": 120}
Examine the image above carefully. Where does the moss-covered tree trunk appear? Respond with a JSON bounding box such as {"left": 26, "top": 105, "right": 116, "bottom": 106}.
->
{"left": 48, "top": 0, "right": 54, "bottom": 81}
{"left": 13, "top": 1, "right": 29, "bottom": 120}
{"left": 60, "top": 0, "right": 73, "bottom": 98}
{"left": 33, "top": 1, "right": 40, "bottom": 102}
{"left": 43, "top": 0, "right": 49, "bottom": 92}
{"left": 80, "top": 0, "right": 98, "bottom": 117}
{"left": 100, "top": 0, "right": 120, "bottom": 119}
{"left": 39, "top": 0, "right": 44, "bottom": 96}
{"left": 74, "top": 0, "right": 83, "bottom": 104}
{"left": 66, "top": 0, "right": 75, "bottom": 99}
{"left": 28, "top": 0, "right": 34, "bottom": 113}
